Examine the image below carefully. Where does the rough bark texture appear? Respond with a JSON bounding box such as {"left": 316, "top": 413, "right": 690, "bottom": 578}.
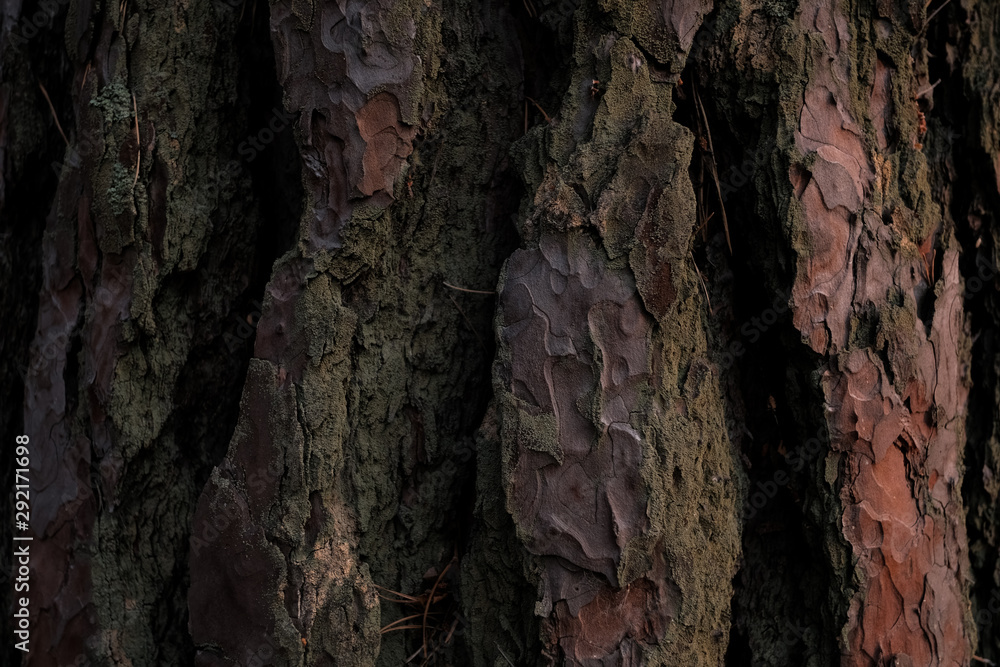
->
{"left": 2, "top": 0, "right": 1000, "bottom": 665}
{"left": 761, "top": 1, "right": 970, "bottom": 661}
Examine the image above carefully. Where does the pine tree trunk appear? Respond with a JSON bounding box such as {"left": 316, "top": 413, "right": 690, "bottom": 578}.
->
{"left": 3, "top": 0, "right": 999, "bottom": 665}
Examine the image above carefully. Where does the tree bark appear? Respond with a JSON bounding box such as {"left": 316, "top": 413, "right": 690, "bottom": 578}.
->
{"left": 3, "top": 0, "right": 1000, "bottom": 665}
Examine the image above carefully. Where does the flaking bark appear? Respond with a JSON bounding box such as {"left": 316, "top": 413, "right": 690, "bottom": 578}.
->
{"left": 3, "top": 0, "right": 1000, "bottom": 664}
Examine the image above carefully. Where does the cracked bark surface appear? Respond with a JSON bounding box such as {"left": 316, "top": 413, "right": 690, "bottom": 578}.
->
{"left": 785, "top": 2, "right": 971, "bottom": 661}
{"left": 2, "top": 0, "right": 1000, "bottom": 664}
{"left": 697, "top": 0, "right": 996, "bottom": 663}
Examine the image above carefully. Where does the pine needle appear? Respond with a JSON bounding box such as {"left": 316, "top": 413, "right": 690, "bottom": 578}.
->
{"left": 692, "top": 76, "right": 732, "bottom": 255}
{"left": 691, "top": 252, "right": 713, "bottom": 315}
{"left": 525, "top": 96, "right": 552, "bottom": 124}
{"left": 38, "top": 83, "right": 68, "bottom": 147}
{"left": 925, "top": 0, "right": 952, "bottom": 26}
{"left": 132, "top": 93, "right": 141, "bottom": 188}
{"left": 497, "top": 644, "right": 516, "bottom": 666}
{"left": 448, "top": 294, "right": 486, "bottom": 351}
{"left": 381, "top": 613, "right": 441, "bottom": 634}
{"left": 374, "top": 584, "right": 420, "bottom": 603}
{"left": 422, "top": 556, "right": 454, "bottom": 660}
{"left": 443, "top": 281, "right": 494, "bottom": 295}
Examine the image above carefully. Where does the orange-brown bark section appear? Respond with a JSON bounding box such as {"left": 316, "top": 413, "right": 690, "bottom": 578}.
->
{"left": 788, "top": 1, "right": 971, "bottom": 663}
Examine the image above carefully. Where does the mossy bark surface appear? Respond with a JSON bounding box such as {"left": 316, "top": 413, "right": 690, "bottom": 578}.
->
{"left": 3, "top": 0, "right": 1000, "bottom": 665}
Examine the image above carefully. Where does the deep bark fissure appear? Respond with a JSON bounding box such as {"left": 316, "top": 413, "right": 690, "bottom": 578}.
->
{"left": 112, "top": 4, "right": 301, "bottom": 655}
{"left": 936, "top": 0, "right": 1000, "bottom": 659}
{"left": 679, "top": 68, "right": 846, "bottom": 665}
{"left": 678, "top": 5, "right": 940, "bottom": 662}
{"left": 1, "top": 2, "right": 75, "bottom": 663}
{"left": 359, "top": 1, "right": 583, "bottom": 662}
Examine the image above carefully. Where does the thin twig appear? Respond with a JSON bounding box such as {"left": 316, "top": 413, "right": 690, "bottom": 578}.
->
{"left": 692, "top": 75, "right": 732, "bottom": 255}
{"left": 694, "top": 211, "right": 715, "bottom": 239}
{"left": 81, "top": 62, "right": 91, "bottom": 92}
{"left": 426, "top": 143, "right": 443, "bottom": 195}
{"left": 38, "top": 83, "right": 68, "bottom": 147}
{"left": 915, "top": 79, "right": 941, "bottom": 100}
{"left": 442, "top": 616, "right": 460, "bottom": 644}
{"left": 696, "top": 163, "right": 707, "bottom": 241}
{"left": 443, "top": 281, "right": 494, "bottom": 295}
{"left": 972, "top": 656, "right": 996, "bottom": 666}
{"left": 421, "top": 640, "right": 443, "bottom": 667}
{"left": 403, "top": 636, "right": 443, "bottom": 665}
{"left": 404, "top": 643, "right": 425, "bottom": 664}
